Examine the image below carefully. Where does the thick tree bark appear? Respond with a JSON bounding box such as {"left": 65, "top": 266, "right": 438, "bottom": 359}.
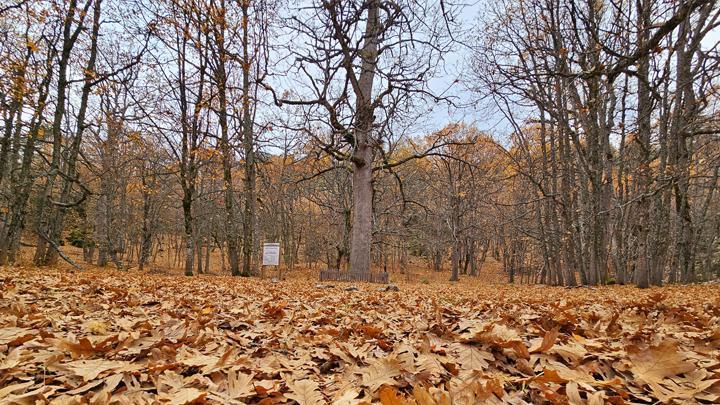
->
{"left": 348, "top": 0, "right": 379, "bottom": 275}
{"left": 350, "top": 147, "right": 373, "bottom": 274}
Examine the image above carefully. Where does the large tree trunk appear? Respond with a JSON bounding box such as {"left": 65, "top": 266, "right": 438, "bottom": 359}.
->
{"left": 348, "top": 0, "right": 379, "bottom": 275}
{"left": 350, "top": 147, "right": 373, "bottom": 274}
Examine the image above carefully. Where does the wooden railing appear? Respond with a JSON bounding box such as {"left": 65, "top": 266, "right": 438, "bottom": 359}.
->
{"left": 319, "top": 269, "right": 389, "bottom": 284}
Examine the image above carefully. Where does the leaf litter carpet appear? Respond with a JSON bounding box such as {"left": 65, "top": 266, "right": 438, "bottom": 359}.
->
{"left": 1, "top": 267, "right": 720, "bottom": 404}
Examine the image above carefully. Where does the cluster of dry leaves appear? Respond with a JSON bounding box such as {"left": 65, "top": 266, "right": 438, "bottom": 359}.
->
{"left": 1, "top": 267, "right": 720, "bottom": 404}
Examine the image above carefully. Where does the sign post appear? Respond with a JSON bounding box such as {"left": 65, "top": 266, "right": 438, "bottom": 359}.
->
{"left": 262, "top": 243, "right": 280, "bottom": 279}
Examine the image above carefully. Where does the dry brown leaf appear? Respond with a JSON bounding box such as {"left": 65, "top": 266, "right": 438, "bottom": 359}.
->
{"left": 0, "top": 348, "right": 20, "bottom": 370}
{"left": 565, "top": 381, "right": 583, "bottom": 405}
{"left": 65, "top": 359, "right": 127, "bottom": 381}
{"left": 3, "top": 267, "right": 720, "bottom": 405}
{"left": 530, "top": 326, "right": 560, "bottom": 353}
{"left": 0, "top": 381, "right": 34, "bottom": 400}
{"left": 227, "top": 369, "right": 254, "bottom": 398}
{"left": 333, "top": 388, "right": 361, "bottom": 405}
{"left": 454, "top": 344, "right": 493, "bottom": 370}
{"left": 628, "top": 340, "right": 695, "bottom": 385}
{"left": 412, "top": 386, "right": 437, "bottom": 405}
{"left": 587, "top": 391, "right": 605, "bottom": 405}
{"left": 360, "top": 358, "right": 402, "bottom": 393}
{"left": 66, "top": 379, "right": 104, "bottom": 395}
{"left": 51, "top": 337, "right": 107, "bottom": 359}
{"left": 161, "top": 387, "right": 206, "bottom": 405}
{"left": 285, "top": 379, "right": 324, "bottom": 405}
{"left": 0, "top": 327, "right": 36, "bottom": 346}
{"left": 428, "top": 387, "right": 451, "bottom": 405}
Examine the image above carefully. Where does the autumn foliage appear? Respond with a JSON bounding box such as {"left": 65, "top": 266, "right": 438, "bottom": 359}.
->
{"left": 2, "top": 267, "right": 720, "bottom": 404}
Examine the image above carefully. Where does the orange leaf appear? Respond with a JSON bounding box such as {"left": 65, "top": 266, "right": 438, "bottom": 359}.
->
{"left": 379, "top": 386, "right": 406, "bottom": 405}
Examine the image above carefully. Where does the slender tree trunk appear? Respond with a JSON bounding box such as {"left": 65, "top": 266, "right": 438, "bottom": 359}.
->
{"left": 196, "top": 238, "right": 203, "bottom": 274}
{"left": 182, "top": 191, "right": 194, "bottom": 276}
{"left": 213, "top": 0, "right": 240, "bottom": 276}
{"left": 39, "top": 0, "right": 101, "bottom": 266}
{"left": 0, "top": 53, "right": 53, "bottom": 265}
{"left": 205, "top": 239, "right": 211, "bottom": 273}
{"left": 241, "top": 1, "right": 255, "bottom": 276}
{"left": 0, "top": 53, "right": 28, "bottom": 187}
{"left": 138, "top": 183, "right": 152, "bottom": 271}
{"left": 33, "top": 0, "right": 88, "bottom": 265}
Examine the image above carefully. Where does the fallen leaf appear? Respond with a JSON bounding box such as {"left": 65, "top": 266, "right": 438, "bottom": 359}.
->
{"left": 379, "top": 386, "right": 407, "bottom": 405}
{"left": 628, "top": 340, "right": 695, "bottom": 385}
{"left": 285, "top": 379, "right": 324, "bottom": 405}
{"left": 360, "top": 358, "right": 402, "bottom": 393}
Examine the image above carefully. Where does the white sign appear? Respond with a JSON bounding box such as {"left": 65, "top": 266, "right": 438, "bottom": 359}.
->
{"left": 262, "top": 243, "right": 280, "bottom": 266}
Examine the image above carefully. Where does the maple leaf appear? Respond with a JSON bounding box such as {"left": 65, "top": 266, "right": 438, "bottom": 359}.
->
{"left": 177, "top": 350, "right": 220, "bottom": 371}
{"left": 285, "top": 379, "right": 324, "bottom": 405}
{"left": 227, "top": 369, "right": 254, "bottom": 398}
{"left": 627, "top": 340, "right": 695, "bottom": 385}
{"left": 486, "top": 324, "right": 521, "bottom": 343}
{"left": 357, "top": 323, "right": 383, "bottom": 339}
{"left": 360, "top": 358, "right": 402, "bottom": 393}
{"left": 50, "top": 337, "right": 107, "bottom": 358}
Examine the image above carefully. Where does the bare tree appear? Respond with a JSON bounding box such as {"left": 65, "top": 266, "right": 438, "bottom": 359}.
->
{"left": 264, "top": 0, "right": 459, "bottom": 274}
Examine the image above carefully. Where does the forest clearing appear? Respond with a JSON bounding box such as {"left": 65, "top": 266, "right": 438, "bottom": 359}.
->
{"left": 2, "top": 0, "right": 720, "bottom": 403}
{"left": 2, "top": 266, "right": 720, "bottom": 404}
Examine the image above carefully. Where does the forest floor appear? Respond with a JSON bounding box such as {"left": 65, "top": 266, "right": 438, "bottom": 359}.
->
{"left": 1, "top": 266, "right": 720, "bottom": 404}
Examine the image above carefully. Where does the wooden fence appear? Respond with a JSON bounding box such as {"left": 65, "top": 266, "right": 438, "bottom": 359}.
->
{"left": 319, "top": 269, "right": 389, "bottom": 284}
